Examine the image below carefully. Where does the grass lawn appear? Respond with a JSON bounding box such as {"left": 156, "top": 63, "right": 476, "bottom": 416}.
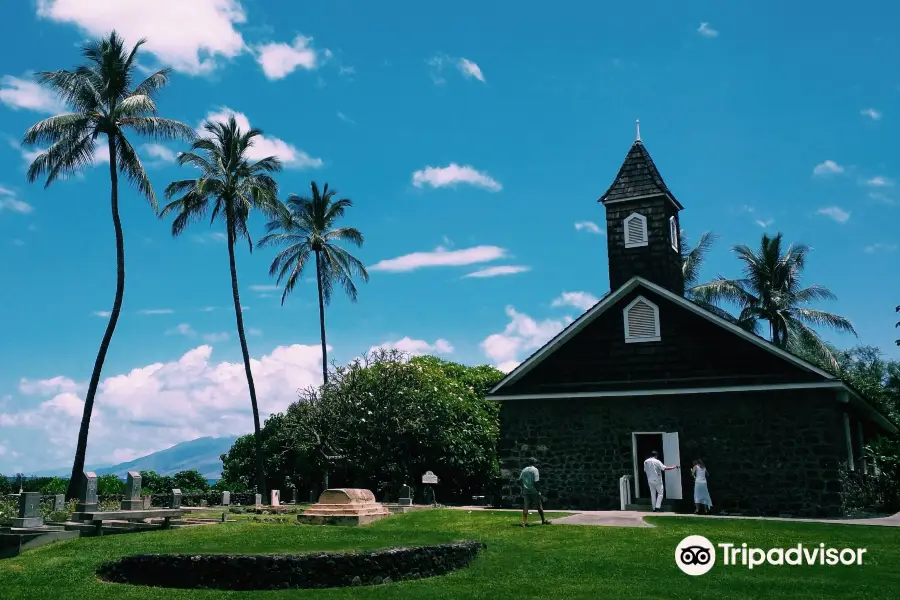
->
{"left": 1, "top": 510, "right": 899, "bottom": 599}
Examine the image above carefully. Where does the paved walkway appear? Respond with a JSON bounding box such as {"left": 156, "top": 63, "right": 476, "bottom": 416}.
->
{"left": 448, "top": 506, "right": 900, "bottom": 528}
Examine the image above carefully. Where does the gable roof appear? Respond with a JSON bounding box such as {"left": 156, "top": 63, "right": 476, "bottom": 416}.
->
{"left": 488, "top": 276, "right": 836, "bottom": 395}
{"left": 599, "top": 141, "right": 684, "bottom": 209}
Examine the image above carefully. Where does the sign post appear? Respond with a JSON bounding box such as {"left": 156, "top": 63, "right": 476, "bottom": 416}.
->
{"left": 421, "top": 471, "right": 439, "bottom": 506}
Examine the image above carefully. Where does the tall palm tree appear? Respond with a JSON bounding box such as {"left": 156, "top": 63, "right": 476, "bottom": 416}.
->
{"left": 681, "top": 230, "right": 719, "bottom": 299}
{"left": 22, "top": 32, "right": 194, "bottom": 499}
{"left": 159, "top": 116, "right": 285, "bottom": 495}
{"left": 258, "top": 181, "right": 369, "bottom": 384}
{"left": 692, "top": 232, "right": 856, "bottom": 369}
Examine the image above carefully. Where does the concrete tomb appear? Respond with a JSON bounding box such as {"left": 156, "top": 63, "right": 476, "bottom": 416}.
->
{"left": 170, "top": 489, "right": 182, "bottom": 510}
{"left": 271, "top": 489, "right": 280, "bottom": 506}
{"left": 52, "top": 494, "right": 66, "bottom": 513}
{"left": 75, "top": 472, "right": 98, "bottom": 513}
{"left": 399, "top": 484, "right": 413, "bottom": 506}
{"left": 298, "top": 488, "right": 390, "bottom": 526}
{"left": 11, "top": 492, "right": 43, "bottom": 529}
{"left": 254, "top": 493, "right": 262, "bottom": 507}
{"left": 221, "top": 491, "right": 231, "bottom": 506}
{"left": 121, "top": 471, "right": 143, "bottom": 510}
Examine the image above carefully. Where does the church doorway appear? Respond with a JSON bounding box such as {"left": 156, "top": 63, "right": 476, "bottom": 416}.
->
{"left": 631, "top": 431, "right": 683, "bottom": 500}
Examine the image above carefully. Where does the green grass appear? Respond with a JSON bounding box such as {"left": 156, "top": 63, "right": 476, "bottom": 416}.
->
{"left": 1, "top": 510, "right": 899, "bottom": 599}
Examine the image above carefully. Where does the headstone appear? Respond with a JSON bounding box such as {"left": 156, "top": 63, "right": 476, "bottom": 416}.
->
{"left": 75, "top": 472, "right": 98, "bottom": 513}
{"left": 141, "top": 494, "right": 152, "bottom": 509}
{"left": 221, "top": 491, "right": 231, "bottom": 506}
{"left": 53, "top": 494, "right": 66, "bottom": 512}
{"left": 200, "top": 499, "right": 208, "bottom": 507}
{"left": 121, "top": 471, "right": 143, "bottom": 510}
{"left": 291, "top": 488, "right": 298, "bottom": 504}
{"left": 11, "top": 492, "right": 44, "bottom": 528}
{"left": 170, "top": 488, "right": 182, "bottom": 509}
{"left": 399, "top": 484, "right": 412, "bottom": 506}
{"left": 254, "top": 493, "right": 262, "bottom": 507}
{"left": 270, "top": 490, "right": 281, "bottom": 506}
{"left": 422, "top": 471, "right": 439, "bottom": 484}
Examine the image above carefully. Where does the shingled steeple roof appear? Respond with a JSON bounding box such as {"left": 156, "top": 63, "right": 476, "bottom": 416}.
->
{"left": 598, "top": 138, "right": 683, "bottom": 209}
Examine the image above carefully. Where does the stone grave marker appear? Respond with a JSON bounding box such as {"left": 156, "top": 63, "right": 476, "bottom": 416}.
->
{"left": 221, "top": 491, "right": 231, "bottom": 506}
{"left": 254, "top": 493, "right": 262, "bottom": 507}
{"left": 422, "top": 470, "right": 439, "bottom": 484}
{"left": 121, "top": 471, "right": 143, "bottom": 510}
{"left": 11, "top": 492, "right": 43, "bottom": 528}
{"left": 271, "top": 490, "right": 281, "bottom": 506}
{"left": 170, "top": 489, "right": 182, "bottom": 509}
{"left": 53, "top": 494, "right": 66, "bottom": 512}
{"left": 75, "top": 471, "right": 98, "bottom": 513}
{"left": 291, "top": 488, "right": 298, "bottom": 504}
{"left": 141, "top": 494, "right": 152, "bottom": 509}
{"left": 399, "top": 484, "right": 413, "bottom": 506}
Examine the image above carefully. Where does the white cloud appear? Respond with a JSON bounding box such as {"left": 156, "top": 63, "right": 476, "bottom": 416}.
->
{"left": 457, "top": 58, "right": 485, "bottom": 82}
{"left": 35, "top": 0, "right": 247, "bottom": 76}
{"left": 864, "top": 243, "right": 898, "bottom": 254}
{"left": 192, "top": 232, "right": 227, "bottom": 244}
{"left": 868, "top": 192, "right": 896, "bottom": 205}
{"left": 247, "top": 328, "right": 263, "bottom": 336}
{"left": 203, "top": 332, "right": 230, "bottom": 343}
{"left": 368, "top": 337, "right": 454, "bottom": 357}
{"left": 0, "top": 343, "right": 324, "bottom": 470}
{"left": 860, "top": 108, "right": 882, "bottom": 121}
{"left": 480, "top": 306, "right": 571, "bottom": 372}
{"left": 813, "top": 160, "right": 844, "bottom": 176}
{"left": 141, "top": 143, "right": 176, "bottom": 163}
{"left": 166, "top": 323, "right": 196, "bottom": 337}
{"left": 412, "top": 163, "right": 501, "bottom": 191}
{"left": 138, "top": 309, "right": 174, "bottom": 315}
{"left": 19, "top": 376, "right": 82, "bottom": 396}
{"left": 201, "top": 306, "right": 217, "bottom": 312}
{"left": 574, "top": 221, "right": 603, "bottom": 235}
{"left": 255, "top": 35, "right": 320, "bottom": 80}
{"left": 697, "top": 23, "right": 719, "bottom": 38}
{"left": 0, "top": 186, "right": 33, "bottom": 213}
{"left": 201, "top": 108, "right": 323, "bottom": 169}
{"left": 92, "top": 311, "right": 111, "bottom": 317}
{"left": 552, "top": 291, "right": 599, "bottom": 311}
{"left": 755, "top": 219, "right": 774, "bottom": 228}
{"left": 816, "top": 206, "right": 851, "bottom": 223}
{"left": 464, "top": 265, "right": 530, "bottom": 278}
{"left": 865, "top": 176, "right": 893, "bottom": 187}
{"left": 336, "top": 111, "right": 355, "bottom": 124}
{"left": 0, "top": 75, "right": 65, "bottom": 113}
{"left": 249, "top": 284, "right": 279, "bottom": 292}
{"left": 370, "top": 245, "right": 507, "bottom": 272}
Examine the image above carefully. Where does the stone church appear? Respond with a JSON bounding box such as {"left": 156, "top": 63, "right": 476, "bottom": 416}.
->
{"left": 487, "top": 130, "right": 897, "bottom": 518}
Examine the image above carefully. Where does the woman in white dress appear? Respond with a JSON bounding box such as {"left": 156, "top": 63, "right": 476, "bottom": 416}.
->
{"left": 691, "top": 459, "right": 712, "bottom": 514}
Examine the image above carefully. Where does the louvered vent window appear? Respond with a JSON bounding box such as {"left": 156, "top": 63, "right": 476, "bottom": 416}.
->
{"left": 623, "top": 296, "right": 660, "bottom": 343}
{"left": 623, "top": 213, "right": 648, "bottom": 248}
{"left": 669, "top": 216, "right": 679, "bottom": 252}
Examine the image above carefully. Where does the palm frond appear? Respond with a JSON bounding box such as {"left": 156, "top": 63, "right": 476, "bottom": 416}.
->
{"left": 122, "top": 116, "right": 196, "bottom": 141}
{"left": 27, "top": 132, "right": 97, "bottom": 186}
{"left": 792, "top": 308, "right": 857, "bottom": 336}
{"left": 22, "top": 113, "right": 92, "bottom": 146}
{"left": 115, "top": 133, "right": 155, "bottom": 209}
{"left": 133, "top": 68, "right": 172, "bottom": 99}
{"left": 117, "top": 94, "right": 157, "bottom": 117}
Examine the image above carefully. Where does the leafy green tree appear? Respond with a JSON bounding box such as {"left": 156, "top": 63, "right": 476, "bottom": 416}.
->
{"left": 692, "top": 232, "right": 856, "bottom": 369}
{"left": 139, "top": 470, "right": 174, "bottom": 494}
{"left": 39, "top": 477, "right": 68, "bottom": 495}
{"left": 0, "top": 476, "right": 11, "bottom": 495}
{"left": 172, "top": 470, "right": 209, "bottom": 492}
{"left": 96, "top": 474, "right": 124, "bottom": 495}
{"left": 160, "top": 116, "right": 286, "bottom": 496}
{"left": 258, "top": 181, "right": 369, "bottom": 384}
{"left": 22, "top": 32, "right": 194, "bottom": 499}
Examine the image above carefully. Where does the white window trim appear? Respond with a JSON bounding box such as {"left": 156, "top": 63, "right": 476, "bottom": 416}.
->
{"left": 669, "top": 216, "right": 679, "bottom": 252}
{"left": 623, "top": 295, "right": 661, "bottom": 343}
{"left": 623, "top": 213, "right": 648, "bottom": 248}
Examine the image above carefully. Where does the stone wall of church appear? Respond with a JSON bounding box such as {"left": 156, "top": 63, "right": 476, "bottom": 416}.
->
{"left": 496, "top": 389, "right": 847, "bottom": 517}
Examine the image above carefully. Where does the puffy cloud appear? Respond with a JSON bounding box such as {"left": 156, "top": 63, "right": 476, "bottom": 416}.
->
{"left": 256, "top": 35, "right": 319, "bottom": 80}
{"left": 860, "top": 108, "right": 882, "bottom": 121}
{"left": 412, "top": 163, "right": 501, "bottom": 191}
{"left": 457, "top": 58, "right": 485, "bottom": 82}
{"left": 697, "top": 22, "right": 719, "bottom": 38}
{"left": 0, "top": 344, "right": 324, "bottom": 471}
{"left": 812, "top": 160, "right": 844, "bottom": 176}
{"left": 142, "top": 143, "right": 177, "bottom": 163}
{"left": 574, "top": 221, "right": 602, "bottom": 234}
{"left": 0, "top": 186, "right": 33, "bottom": 214}
{"left": 865, "top": 176, "right": 893, "bottom": 187}
{"left": 0, "top": 75, "right": 65, "bottom": 113}
{"left": 368, "top": 337, "right": 454, "bottom": 356}
{"left": 551, "top": 291, "right": 599, "bottom": 311}
{"left": 35, "top": 0, "right": 247, "bottom": 75}
{"left": 200, "top": 108, "right": 323, "bottom": 169}
{"left": 463, "top": 265, "right": 530, "bottom": 278}
{"left": 815, "top": 206, "right": 850, "bottom": 223}
{"left": 480, "top": 306, "right": 571, "bottom": 372}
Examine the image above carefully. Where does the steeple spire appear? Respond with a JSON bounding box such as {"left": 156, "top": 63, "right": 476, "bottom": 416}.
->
{"left": 635, "top": 119, "right": 641, "bottom": 143}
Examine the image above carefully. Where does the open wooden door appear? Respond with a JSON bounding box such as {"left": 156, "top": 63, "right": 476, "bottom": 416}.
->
{"left": 663, "top": 432, "right": 682, "bottom": 500}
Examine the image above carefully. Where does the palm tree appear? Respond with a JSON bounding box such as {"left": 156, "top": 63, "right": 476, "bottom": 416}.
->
{"left": 692, "top": 232, "right": 856, "bottom": 369}
{"left": 22, "top": 32, "right": 194, "bottom": 499}
{"left": 159, "top": 116, "right": 285, "bottom": 495}
{"left": 681, "top": 230, "right": 719, "bottom": 299}
{"left": 258, "top": 181, "right": 369, "bottom": 384}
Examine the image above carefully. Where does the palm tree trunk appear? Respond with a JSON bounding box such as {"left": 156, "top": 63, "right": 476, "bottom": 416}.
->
{"left": 225, "top": 202, "right": 266, "bottom": 497}
{"left": 66, "top": 135, "right": 124, "bottom": 500}
{"left": 315, "top": 249, "right": 328, "bottom": 384}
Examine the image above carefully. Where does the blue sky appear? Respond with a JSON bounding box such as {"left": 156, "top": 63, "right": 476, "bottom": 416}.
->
{"left": 1, "top": 0, "right": 898, "bottom": 473}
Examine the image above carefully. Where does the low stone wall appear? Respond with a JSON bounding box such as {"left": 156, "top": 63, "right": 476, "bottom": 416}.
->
{"left": 97, "top": 541, "right": 486, "bottom": 590}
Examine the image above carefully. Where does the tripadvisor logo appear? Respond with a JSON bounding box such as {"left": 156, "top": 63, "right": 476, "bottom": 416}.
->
{"left": 675, "top": 535, "right": 867, "bottom": 576}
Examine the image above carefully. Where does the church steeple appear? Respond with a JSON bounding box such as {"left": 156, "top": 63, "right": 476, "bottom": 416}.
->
{"left": 599, "top": 127, "right": 685, "bottom": 295}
